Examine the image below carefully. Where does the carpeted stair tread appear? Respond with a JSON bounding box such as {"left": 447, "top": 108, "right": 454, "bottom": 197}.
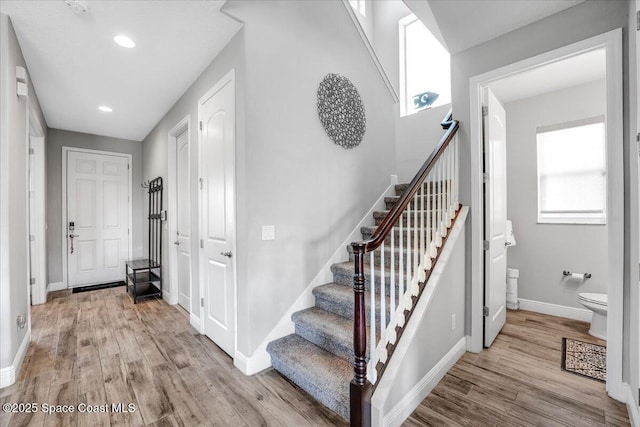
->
{"left": 331, "top": 261, "right": 413, "bottom": 295}
{"left": 313, "top": 283, "right": 392, "bottom": 323}
{"left": 266, "top": 334, "right": 351, "bottom": 420}
{"left": 292, "top": 307, "right": 364, "bottom": 361}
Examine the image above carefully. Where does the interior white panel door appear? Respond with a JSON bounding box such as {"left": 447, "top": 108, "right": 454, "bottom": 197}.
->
{"left": 175, "top": 130, "right": 192, "bottom": 310}
{"left": 67, "top": 151, "right": 129, "bottom": 287}
{"left": 200, "top": 72, "right": 236, "bottom": 357}
{"left": 483, "top": 87, "right": 508, "bottom": 347}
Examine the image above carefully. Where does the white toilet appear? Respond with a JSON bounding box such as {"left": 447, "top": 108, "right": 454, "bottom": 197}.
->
{"left": 577, "top": 292, "right": 608, "bottom": 340}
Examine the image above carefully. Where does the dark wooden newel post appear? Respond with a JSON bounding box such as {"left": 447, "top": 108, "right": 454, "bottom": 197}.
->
{"left": 351, "top": 242, "right": 371, "bottom": 427}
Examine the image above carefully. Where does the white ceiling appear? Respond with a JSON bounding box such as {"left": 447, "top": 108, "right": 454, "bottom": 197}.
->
{"left": 487, "top": 48, "right": 606, "bottom": 104}
{"left": 0, "top": 1, "right": 242, "bottom": 141}
{"left": 423, "top": 0, "right": 583, "bottom": 54}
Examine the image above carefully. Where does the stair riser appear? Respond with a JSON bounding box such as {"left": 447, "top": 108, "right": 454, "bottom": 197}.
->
{"left": 348, "top": 246, "right": 424, "bottom": 268}
{"left": 295, "top": 323, "right": 356, "bottom": 362}
{"left": 314, "top": 293, "right": 393, "bottom": 328}
{"left": 332, "top": 265, "right": 414, "bottom": 296}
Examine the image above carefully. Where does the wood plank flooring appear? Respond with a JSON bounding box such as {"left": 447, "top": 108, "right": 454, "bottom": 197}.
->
{"left": 2, "top": 290, "right": 630, "bottom": 426}
{"left": 0, "top": 288, "right": 346, "bottom": 427}
{"left": 404, "top": 310, "right": 630, "bottom": 426}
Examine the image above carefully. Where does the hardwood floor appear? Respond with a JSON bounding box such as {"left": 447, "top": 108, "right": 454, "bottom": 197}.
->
{"left": 404, "top": 309, "right": 630, "bottom": 426}
{"left": 0, "top": 288, "right": 346, "bottom": 427}
{"left": 2, "top": 290, "right": 630, "bottom": 426}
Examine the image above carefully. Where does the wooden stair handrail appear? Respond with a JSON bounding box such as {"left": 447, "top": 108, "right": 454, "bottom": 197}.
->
{"left": 353, "top": 110, "right": 459, "bottom": 254}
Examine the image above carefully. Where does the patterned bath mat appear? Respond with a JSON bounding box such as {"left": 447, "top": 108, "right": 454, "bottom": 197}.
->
{"left": 561, "top": 338, "right": 606, "bottom": 382}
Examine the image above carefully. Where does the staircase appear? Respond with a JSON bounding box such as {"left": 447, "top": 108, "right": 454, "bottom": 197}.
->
{"left": 267, "top": 111, "right": 460, "bottom": 424}
{"left": 266, "top": 183, "right": 423, "bottom": 420}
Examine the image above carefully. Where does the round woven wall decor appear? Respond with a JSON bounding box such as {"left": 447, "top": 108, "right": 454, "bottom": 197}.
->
{"left": 317, "top": 73, "right": 366, "bottom": 149}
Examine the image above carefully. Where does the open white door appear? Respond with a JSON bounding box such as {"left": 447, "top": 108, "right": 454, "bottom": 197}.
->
{"left": 199, "top": 70, "right": 236, "bottom": 357}
{"left": 66, "top": 150, "right": 130, "bottom": 287}
{"left": 483, "top": 87, "right": 507, "bottom": 347}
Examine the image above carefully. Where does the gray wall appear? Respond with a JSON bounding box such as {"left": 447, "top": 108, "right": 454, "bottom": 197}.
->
{"left": 371, "top": 0, "right": 452, "bottom": 182}
{"left": 0, "top": 14, "right": 47, "bottom": 369}
{"left": 506, "top": 80, "right": 608, "bottom": 309}
{"left": 142, "top": 0, "right": 396, "bottom": 357}
{"left": 46, "top": 128, "right": 144, "bottom": 284}
{"left": 450, "top": 0, "right": 636, "bottom": 391}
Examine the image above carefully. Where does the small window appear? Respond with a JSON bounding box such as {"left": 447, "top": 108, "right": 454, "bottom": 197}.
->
{"left": 349, "top": 0, "right": 365, "bottom": 16}
{"left": 399, "top": 14, "right": 450, "bottom": 117}
{"left": 536, "top": 118, "right": 607, "bottom": 224}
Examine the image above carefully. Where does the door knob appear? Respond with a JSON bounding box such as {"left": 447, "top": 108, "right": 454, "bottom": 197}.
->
{"left": 174, "top": 241, "right": 180, "bottom": 246}
{"left": 220, "top": 251, "right": 232, "bottom": 258}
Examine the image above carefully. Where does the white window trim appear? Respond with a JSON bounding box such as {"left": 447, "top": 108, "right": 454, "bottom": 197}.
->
{"left": 399, "top": 14, "right": 417, "bottom": 117}
{"left": 536, "top": 116, "right": 607, "bottom": 225}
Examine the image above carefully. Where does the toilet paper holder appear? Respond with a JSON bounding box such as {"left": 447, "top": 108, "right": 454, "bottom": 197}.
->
{"left": 563, "top": 270, "right": 592, "bottom": 279}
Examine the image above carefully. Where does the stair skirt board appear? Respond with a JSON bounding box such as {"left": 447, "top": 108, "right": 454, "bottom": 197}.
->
{"left": 233, "top": 176, "right": 398, "bottom": 376}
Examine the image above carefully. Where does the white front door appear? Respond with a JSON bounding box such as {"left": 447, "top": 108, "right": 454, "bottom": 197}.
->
{"left": 175, "top": 129, "right": 192, "bottom": 310}
{"left": 199, "top": 70, "right": 236, "bottom": 357}
{"left": 483, "top": 87, "right": 508, "bottom": 347}
{"left": 67, "top": 150, "right": 129, "bottom": 287}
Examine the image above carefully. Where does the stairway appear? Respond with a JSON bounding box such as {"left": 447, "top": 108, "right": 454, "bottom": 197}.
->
{"left": 266, "top": 183, "right": 428, "bottom": 420}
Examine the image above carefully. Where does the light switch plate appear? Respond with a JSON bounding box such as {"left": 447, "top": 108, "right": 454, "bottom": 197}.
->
{"left": 262, "top": 225, "right": 275, "bottom": 240}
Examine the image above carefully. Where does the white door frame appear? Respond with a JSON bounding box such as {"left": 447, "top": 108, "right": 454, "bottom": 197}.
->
{"left": 28, "top": 100, "right": 46, "bottom": 305}
{"left": 197, "top": 69, "right": 238, "bottom": 356}
{"left": 61, "top": 147, "right": 133, "bottom": 288}
{"left": 167, "top": 115, "right": 191, "bottom": 307}
{"left": 468, "top": 28, "right": 624, "bottom": 401}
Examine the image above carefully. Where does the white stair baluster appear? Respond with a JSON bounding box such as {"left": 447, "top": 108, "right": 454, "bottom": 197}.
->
{"left": 370, "top": 251, "right": 376, "bottom": 368}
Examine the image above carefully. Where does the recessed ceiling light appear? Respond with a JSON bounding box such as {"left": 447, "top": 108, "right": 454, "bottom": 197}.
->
{"left": 98, "top": 105, "right": 113, "bottom": 112}
{"left": 114, "top": 35, "right": 135, "bottom": 49}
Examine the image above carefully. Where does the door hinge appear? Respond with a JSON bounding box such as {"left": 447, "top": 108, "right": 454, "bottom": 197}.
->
{"left": 29, "top": 148, "right": 34, "bottom": 155}
{"left": 128, "top": 228, "right": 130, "bottom": 235}
{"left": 199, "top": 121, "right": 203, "bottom": 131}
{"left": 483, "top": 306, "right": 489, "bottom": 317}
{"left": 482, "top": 105, "right": 488, "bottom": 116}
{"left": 200, "top": 239, "right": 203, "bottom": 249}
{"left": 483, "top": 240, "right": 490, "bottom": 251}
{"left": 127, "top": 163, "right": 130, "bottom": 170}
{"left": 636, "top": 10, "right": 639, "bottom": 31}
{"left": 29, "top": 234, "right": 35, "bottom": 242}
{"left": 30, "top": 278, "right": 36, "bottom": 285}
{"left": 199, "top": 178, "right": 203, "bottom": 190}
{"left": 201, "top": 297, "right": 204, "bottom": 307}
{"left": 482, "top": 173, "right": 489, "bottom": 183}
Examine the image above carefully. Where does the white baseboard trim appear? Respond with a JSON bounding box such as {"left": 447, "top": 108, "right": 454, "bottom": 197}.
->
{"left": 0, "top": 329, "right": 31, "bottom": 388}
{"left": 232, "top": 176, "right": 399, "bottom": 376}
{"left": 190, "top": 314, "right": 202, "bottom": 334}
{"left": 625, "top": 383, "right": 640, "bottom": 427}
{"left": 47, "top": 282, "right": 65, "bottom": 292}
{"left": 380, "top": 337, "right": 466, "bottom": 427}
{"left": 518, "top": 298, "right": 592, "bottom": 322}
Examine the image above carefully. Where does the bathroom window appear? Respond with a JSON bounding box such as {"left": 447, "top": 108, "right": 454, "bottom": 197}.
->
{"left": 536, "top": 117, "right": 607, "bottom": 224}
{"left": 399, "top": 14, "right": 450, "bottom": 117}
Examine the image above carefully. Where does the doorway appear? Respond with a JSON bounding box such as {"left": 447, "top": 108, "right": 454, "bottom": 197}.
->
{"left": 198, "top": 70, "right": 237, "bottom": 358}
{"left": 62, "top": 147, "right": 133, "bottom": 288}
{"left": 469, "top": 29, "right": 624, "bottom": 400}
{"left": 168, "top": 116, "right": 193, "bottom": 312}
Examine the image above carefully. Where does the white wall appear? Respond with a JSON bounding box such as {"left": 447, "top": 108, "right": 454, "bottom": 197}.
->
{"left": 450, "top": 0, "right": 636, "bottom": 387}
{"left": 505, "top": 80, "right": 608, "bottom": 309}
{"left": 0, "top": 13, "right": 47, "bottom": 377}
{"left": 45, "top": 128, "right": 144, "bottom": 285}
{"left": 371, "top": 0, "right": 452, "bottom": 182}
{"left": 142, "top": 0, "right": 396, "bottom": 357}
